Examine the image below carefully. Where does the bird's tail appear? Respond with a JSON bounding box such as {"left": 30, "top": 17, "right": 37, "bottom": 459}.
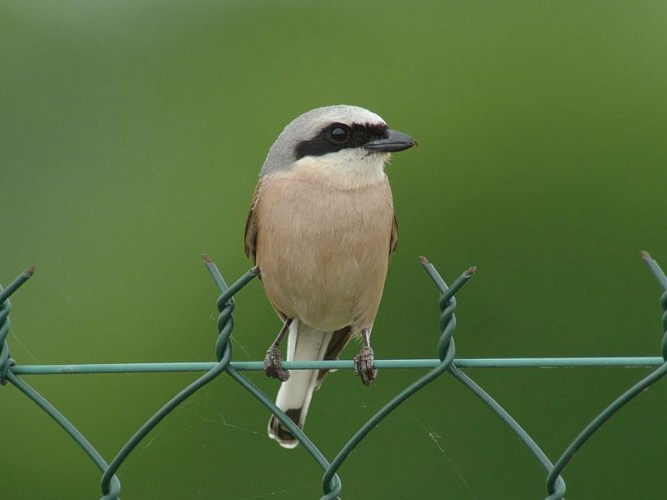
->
{"left": 267, "top": 320, "right": 339, "bottom": 449}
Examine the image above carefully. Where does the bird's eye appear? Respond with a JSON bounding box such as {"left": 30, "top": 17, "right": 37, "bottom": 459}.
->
{"left": 329, "top": 125, "right": 350, "bottom": 143}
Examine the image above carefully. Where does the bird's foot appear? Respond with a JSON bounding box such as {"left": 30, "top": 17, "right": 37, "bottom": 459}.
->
{"left": 354, "top": 346, "right": 377, "bottom": 386}
{"left": 264, "top": 345, "right": 290, "bottom": 381}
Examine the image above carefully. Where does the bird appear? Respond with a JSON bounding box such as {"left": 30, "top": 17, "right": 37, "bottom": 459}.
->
{"left": 244, "top": 105, "right": 416, "bottom": 448}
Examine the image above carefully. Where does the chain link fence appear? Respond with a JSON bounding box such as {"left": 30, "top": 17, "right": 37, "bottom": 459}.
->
{"left": 2, "top": 253, "right": 666, "bottom": 499}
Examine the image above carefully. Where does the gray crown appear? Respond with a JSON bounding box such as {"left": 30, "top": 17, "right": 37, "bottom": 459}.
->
{"left": 260, "top": 105, "right": 386, "bottom": 175}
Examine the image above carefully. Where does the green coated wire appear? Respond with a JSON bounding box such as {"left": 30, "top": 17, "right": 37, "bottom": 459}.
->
{"left": 543, "top": 251, "right": 667, "bottom": 499}
{"left": 546, "top": 360, "right": 667, "bottom": 498}
{"left": 226, "top": 365, "right": 341, "bottom": 494}
{"left": 321, "top": 264, "right": 475, "bottom": 497}
{"left": 448, "top": 364, "right": 566, "bottom": 498}
{"left": 419, "top": 259, "right": 567, "bottom": 498}
{"left": 642, "top": 251, "right": 667, "bottom": 292}
{"left": 0, "top": 268, "right": 35, "bottom": 381}
{"left": 100, "top": 263, "right": 259, "bottom": 498}
{"left": 100, "top": 343, "right": 234, "bottom": 498}
{"left": 0, "top": 268, "right": 121, "bottom": 495}
{"left": 2, "top": 251, "right": 667, "bottom": 500}
{"left": 10, "top": 356, "right": 664, "bottom": 376}
{"left": 642, "top": 251, "right": 667, "bottom": 360}
{"left": 322, "top": 337, "right": 458, "bottom": 498}
{"left": 7, "top": 370, "right": 122, "bottom": 495}
{"left": 204, "top": 259, "right": 342, "bottom": 492}
{"left": 0, "top": 267, "right": 34, "bottom": 305}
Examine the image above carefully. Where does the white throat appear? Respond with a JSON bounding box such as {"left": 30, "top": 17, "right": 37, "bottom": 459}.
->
{"left": 271, "top": 150, "right": 390, "bottom": 190}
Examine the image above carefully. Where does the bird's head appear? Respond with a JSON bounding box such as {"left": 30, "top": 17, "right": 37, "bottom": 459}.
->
{"left": 260, "top": 105, "right": 415, "bottom": 186}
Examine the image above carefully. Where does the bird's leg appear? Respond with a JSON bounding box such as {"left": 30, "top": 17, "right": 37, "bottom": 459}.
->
{"left": 354, "top": 328, "right": 377, "bottom": 386}
{"left": 264, "top": 318, "right": 292, "bottom": 382}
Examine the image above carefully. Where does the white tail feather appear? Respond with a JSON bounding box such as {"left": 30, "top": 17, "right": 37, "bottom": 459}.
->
{"left": 268, "top": 319, "right": 332, "bottom": 448}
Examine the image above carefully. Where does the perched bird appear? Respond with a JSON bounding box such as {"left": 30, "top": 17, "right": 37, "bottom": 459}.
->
{"left": 244, "top": 105, "right": 415, "bottom": 448}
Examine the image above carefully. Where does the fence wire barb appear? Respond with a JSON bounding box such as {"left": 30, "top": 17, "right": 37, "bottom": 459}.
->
{"left": 1, "top": 252, "right": 666, "bottom": 499}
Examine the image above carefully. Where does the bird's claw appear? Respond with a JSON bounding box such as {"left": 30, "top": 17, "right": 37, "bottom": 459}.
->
{"left": 354, "top": 346, "right": 377, "bottom": 386}
{"left": 264, "top": 345, "right": 290, "bottom": 381}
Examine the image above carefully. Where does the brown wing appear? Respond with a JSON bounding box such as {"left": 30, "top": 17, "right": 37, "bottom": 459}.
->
{"left": 244, "top": 179, "right": 261, "bottom": 262}
{"left": 390, "top": 214, "right": 398, "bottom": 256}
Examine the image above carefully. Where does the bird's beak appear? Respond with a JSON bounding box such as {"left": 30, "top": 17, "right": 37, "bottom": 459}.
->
{"left": 365, "top": 129, "right": 417, "bottom": 153}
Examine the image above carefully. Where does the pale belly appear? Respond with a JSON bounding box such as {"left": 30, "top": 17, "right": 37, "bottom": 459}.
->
{"left": 255, "top": 175, "right": 394, "bottom": 331}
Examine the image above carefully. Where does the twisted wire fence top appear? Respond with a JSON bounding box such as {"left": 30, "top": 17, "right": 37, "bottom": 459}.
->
{"left": 1, "top": 252, "right": 666, "bottom": 499}
{"left": 0, "top": 267, "right": 34, "bottom": 383}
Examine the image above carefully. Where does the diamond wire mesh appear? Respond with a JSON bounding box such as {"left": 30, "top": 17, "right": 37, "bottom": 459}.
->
{"left": 1, "top": 253, "right": 665, "bottom": 499}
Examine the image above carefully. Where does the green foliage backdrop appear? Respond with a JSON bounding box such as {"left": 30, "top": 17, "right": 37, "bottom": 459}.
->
{"left": 2, "top": 2, "right": 666, "bottom": 498}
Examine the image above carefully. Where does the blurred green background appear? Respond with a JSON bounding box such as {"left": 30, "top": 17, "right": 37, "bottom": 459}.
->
{"left": 2, "top": 1, "right": 667, "bottom": 498}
